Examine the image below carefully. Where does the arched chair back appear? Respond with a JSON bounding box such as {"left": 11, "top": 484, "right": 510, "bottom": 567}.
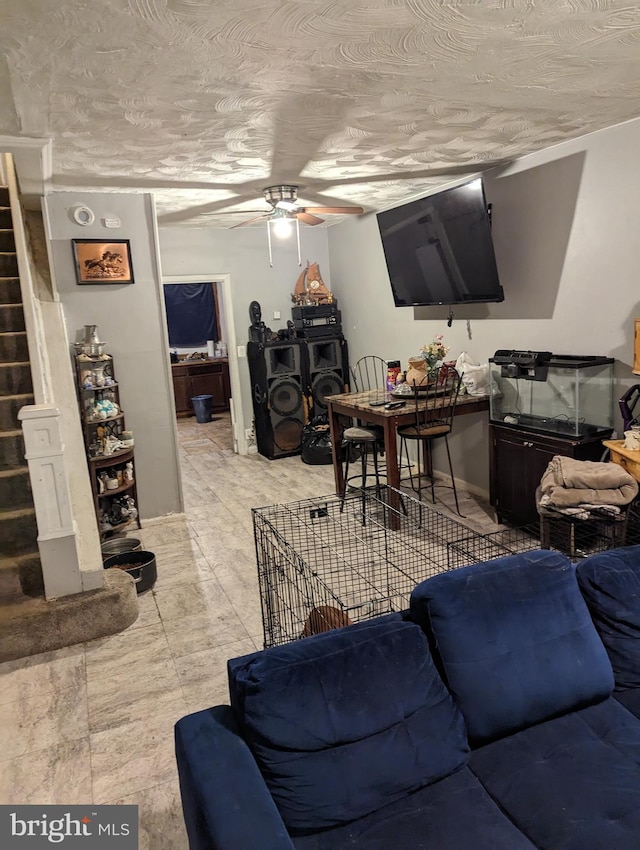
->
{"left": 397, "top": 365, "right": 464, "bottom": 515}
{"left": 351, "top": 356, "right": 388, "bottom": 393}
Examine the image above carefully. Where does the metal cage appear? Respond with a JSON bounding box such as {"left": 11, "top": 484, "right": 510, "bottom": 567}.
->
{"left": 252, "top": 486, "right": 541, "bottom": 648}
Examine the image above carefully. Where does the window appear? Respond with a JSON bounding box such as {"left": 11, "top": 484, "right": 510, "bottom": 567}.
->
{"left": 163, "top": 283, "right": 219, "bottom": 347}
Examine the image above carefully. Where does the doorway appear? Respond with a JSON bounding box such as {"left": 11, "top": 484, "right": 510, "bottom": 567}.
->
{"left": 162, "top": 273, "right": 241, "bottom": 454}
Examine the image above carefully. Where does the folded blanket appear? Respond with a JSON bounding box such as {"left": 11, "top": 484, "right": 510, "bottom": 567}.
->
{"left": 540, "top": 456, "right": 638, "bottom": 507}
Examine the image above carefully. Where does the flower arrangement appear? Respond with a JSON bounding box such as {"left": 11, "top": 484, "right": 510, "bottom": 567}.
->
{"left": 420, "top": 334, "right": 449, "bottom": 369}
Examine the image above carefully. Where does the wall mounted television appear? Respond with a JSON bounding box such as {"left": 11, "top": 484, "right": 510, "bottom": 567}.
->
{"left": 376, "top": 178, "right": 504, "bottom": 307}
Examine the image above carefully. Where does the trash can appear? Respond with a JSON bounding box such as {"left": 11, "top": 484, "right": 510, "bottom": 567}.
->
{"left": 191, "top": 394, "right": 213, "bottom": 423}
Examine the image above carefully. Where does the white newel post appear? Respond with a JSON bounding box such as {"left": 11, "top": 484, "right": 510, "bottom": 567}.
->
{"left": 18, "top": 404, "right": 102, "bottom": 599}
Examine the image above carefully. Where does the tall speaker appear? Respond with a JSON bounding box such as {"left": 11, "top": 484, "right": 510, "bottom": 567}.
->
{"left": 302, "top": 335, "right": 350, "bottom": 417}
{"left": 248, "top": 341, "right": 306, "bottom": 459}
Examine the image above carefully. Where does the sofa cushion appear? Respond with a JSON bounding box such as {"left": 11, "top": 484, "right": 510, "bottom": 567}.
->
{"left": 469, "top": 698, "right": 640, "bottom": 850}
{"left": 291, "top": 766, "right": 537, "bottom": 850}
{"left": 410, "top": 550, "right": 614, "bottom": 744}
{"left": 577, "top": 546, "right": 640, "bottom": 689}
{"left": 229, "top": 618, "right": 468, "bottom": 832}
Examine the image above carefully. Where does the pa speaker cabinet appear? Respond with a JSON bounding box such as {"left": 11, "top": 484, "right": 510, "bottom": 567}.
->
{"left": 248, "top": 341, "right": 306, "bottom": 459}
{"left": 302, "top": 335, "right": 350, "bottom": 416}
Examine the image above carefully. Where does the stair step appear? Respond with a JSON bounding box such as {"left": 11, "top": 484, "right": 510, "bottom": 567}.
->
{"left": 0, "top": 507, "right": 38, "bottom": 557}
{"left": 0, "top": 466, "right": 32, "bottom": 509}
{"left": 0, "top": 231, "right": 15, "bottom": 253}
{"left": 0, "top": 393, "right": 33, "bottom": 430}
{"left": 0, "top": 278, "right": 22, "bottom": 305}
{"left": 0, "top": 362, "right": 32, "bottom": 396}
{"left": 0, "top": 331, "right": 28, "bottom": 362}
{"left": 0, "top": 303, "right": 26, "bottom": 333}
{"left": 0, "top": 253, "right": 18, "bottom": 278}
{"left": 0, "top": 430, "right": 25, "bottom": 470}
{"left": 0, "top": 208, "right": 11, "bottom": 229}
{"left": 0, "top": 551, "right": 43, "bottom": 599}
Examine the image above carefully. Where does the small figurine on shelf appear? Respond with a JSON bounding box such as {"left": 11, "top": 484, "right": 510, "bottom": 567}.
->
{"left": 98, "top": 471, "right": 108, "bottom": 494}
{"left": 121, "top": 429, "right": 134, "bottom": 447}
{"left": 90, "top": 398, "right": 119, "bottom": 421}
{"left": 124, "top": 461, "right": 134, "bottom": 484}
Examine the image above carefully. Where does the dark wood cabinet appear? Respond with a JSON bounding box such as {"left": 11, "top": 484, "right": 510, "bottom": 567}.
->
{"left": 171, "top": 359, "right": 230, "bottom": 416}
{"left": 489, "top": 423, "right": 608, "bottom": 526}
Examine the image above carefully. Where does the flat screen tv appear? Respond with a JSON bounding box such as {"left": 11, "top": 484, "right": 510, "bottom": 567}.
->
{"left": 376, "top": 178, "right": 504, "bottom": 307}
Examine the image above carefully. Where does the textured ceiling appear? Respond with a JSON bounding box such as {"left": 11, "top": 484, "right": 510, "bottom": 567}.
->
{"left": 1, "top": 0, "right": 640, "bottom": 228}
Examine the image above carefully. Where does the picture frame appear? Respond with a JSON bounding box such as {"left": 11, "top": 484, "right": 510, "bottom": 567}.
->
{"left": 72, "top": 239, "right": 134, "bottom": 285}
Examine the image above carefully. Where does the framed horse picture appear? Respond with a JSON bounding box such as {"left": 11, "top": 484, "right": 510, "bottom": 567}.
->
{"left": 72, "top": 239, "right": 134, "bottom": 285}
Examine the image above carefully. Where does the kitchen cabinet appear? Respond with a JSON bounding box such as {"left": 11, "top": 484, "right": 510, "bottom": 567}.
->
{"left": 489, "top": 423, "right": 608, "bottom": 526}
{"left": 171, "top": 359, "right": 230, "bottom": 417}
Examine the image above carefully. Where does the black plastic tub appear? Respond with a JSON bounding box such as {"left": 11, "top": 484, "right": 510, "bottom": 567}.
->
{"left": 103, "top": 550, "right": 157, "bottom": 594}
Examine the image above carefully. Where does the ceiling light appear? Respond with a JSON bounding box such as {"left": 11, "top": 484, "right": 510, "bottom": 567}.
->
{"left": 266, "top": 216, "right": 302, "bottom": 267}
{"left": 275, "top": 200, "right": 298, "bottom": 212}
{"left": 272, "top": 217, "right": 293, "bottom": 239}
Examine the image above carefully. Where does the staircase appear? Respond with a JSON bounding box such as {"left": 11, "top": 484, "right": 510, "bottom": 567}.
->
{"left": 0, "top": 185, "right": 43, "bottom": 602}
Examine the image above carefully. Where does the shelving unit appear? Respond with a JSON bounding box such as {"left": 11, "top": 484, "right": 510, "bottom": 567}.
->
{"left": 74, "top": 352, "right": 141, "bottom": 538}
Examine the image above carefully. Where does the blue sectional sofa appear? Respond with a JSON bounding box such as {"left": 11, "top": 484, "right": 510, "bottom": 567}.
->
{"left": 175, "top": 547, "right": 640, "bottom": 849}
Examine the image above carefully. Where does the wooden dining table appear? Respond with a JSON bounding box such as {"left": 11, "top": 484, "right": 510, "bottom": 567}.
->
{"left": 326, "top": 388, "right": 490, "bottom": 496}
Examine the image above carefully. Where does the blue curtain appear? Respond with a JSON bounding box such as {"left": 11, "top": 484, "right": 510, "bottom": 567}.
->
{"left": 164, "top": 283, "right": 218, "bottom": 347}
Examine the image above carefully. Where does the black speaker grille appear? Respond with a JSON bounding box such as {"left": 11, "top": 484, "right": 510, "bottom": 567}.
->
{"left": 312, "top": 371, "right": 344, "bottom": 407}
{"left": 273, "top": 418, "right": 304, "bottom": 452}
{"left": 269, "top": 378, "right": 303, "bottom": 416}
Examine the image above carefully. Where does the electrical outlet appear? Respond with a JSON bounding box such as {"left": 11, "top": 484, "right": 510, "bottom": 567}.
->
{"left": 245, "top": 428, "right": 253, "bottom": 441}
{"left": 273, "top": 310, "right": 281, "bottom": 320}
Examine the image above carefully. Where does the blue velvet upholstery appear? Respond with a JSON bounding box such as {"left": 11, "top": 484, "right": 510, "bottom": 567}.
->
{"left": 577, "top": 546, "right": 640, "bottom": 689}
{"left": 291, "top": 766, "right": 537, "bottom": 850}
{"left": 470, "top": 698, "right": 640, "bottom": 850}
{"left": 228, "top": 618, "right": 468, "bottom": 833}
{"left": 175, "top": 705, "right": 295, "bottom": 850}
{"left": 615, "top": 688, "right": 640, "bottom": 719}
{"left": 410, "top": 550, "right": 614, "bottom": 744}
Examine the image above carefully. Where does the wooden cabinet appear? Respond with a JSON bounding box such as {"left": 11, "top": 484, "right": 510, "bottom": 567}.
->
{"left": 74, "top": 353, "right": 141, "bottom": 538}
{"left": 489, "top": 423, "right": 608, "bottom": 526}
{"left": 171, "top": 359, "right": 230, "bottom": 417}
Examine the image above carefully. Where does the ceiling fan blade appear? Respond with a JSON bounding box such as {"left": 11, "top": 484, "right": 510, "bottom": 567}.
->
{"left": 296, "top": 212, "right": 324, "bottom": 226}
{"left": 302, "top": 206, "right": 364, "bottom": 215}
{"left": 207, "top": 209, "right": 268, "bottom": 215}
{"left": 230, "top": 214, "right": 269, "bottom": 229}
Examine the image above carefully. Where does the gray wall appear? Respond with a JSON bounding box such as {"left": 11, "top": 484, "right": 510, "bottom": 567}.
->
{"left": 328, "top": 117, "right": 640, "bottom": 494}
{"left": 43, "top": 192, "right": 182, "bottom": 519}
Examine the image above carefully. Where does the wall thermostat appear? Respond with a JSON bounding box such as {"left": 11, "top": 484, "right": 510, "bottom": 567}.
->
{"left": 72, "top": 205, "right": 95, "bottom": 226}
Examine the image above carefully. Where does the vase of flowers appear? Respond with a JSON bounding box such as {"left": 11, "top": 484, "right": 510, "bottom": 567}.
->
{"left": 406, "top": 335, "right": 449, "bottom": 386}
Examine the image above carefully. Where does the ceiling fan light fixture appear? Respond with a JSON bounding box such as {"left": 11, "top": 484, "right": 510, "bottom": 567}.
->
{"left": 271, "top": 216, "right": 293, "bottom": 239}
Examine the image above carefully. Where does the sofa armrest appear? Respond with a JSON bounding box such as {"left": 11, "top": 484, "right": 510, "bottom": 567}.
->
{"left": 175, "top": 705, "right": 295, "bottom": 850}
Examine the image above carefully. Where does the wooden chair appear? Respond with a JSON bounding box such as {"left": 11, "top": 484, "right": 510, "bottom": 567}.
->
{"left": 397, "top": 365, "right": 464, "bottom": 516}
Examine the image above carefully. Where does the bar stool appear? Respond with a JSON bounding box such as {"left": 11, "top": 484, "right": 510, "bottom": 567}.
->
{"left": 339, "top": 356, "right": 387, "bottom": 511}
{"left": 397, "top": 365, "right": 464, "bottom": 516}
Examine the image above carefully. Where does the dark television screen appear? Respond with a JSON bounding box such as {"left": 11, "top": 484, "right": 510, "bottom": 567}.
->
{"left": 376, "top": 178, "right": 504, "bottom": 307}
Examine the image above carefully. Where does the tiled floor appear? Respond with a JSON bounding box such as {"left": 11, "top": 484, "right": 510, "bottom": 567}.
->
{"left": 0, "top": 412, "right": 499, "bottom": 848}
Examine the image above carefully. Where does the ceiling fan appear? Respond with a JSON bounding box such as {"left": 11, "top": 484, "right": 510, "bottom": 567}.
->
{"left": 226, "top": 185, "right": 364, "bottom": 229}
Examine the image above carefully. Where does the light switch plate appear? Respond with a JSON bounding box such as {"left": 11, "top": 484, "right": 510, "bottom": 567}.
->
{"left": 237, "top": 345, "right": 246, "bottom": 358}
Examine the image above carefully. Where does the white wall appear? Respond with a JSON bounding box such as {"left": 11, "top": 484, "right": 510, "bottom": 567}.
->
{"left": 43, "top": 192, "right": 182, "bottom": 520}
{"left": 158, "top": 225, "right": 331, "bottom": 445}
{"left": 328, "top": 117, "right": 640, "bottom": 494}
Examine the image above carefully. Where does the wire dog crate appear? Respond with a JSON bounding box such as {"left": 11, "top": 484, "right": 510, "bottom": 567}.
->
{"left": 253, "top": 486, "right": 542, "bottom": 649}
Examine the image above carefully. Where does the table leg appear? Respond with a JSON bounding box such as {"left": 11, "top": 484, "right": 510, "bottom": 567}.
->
{"left": 328, "top": 405, "right": 344, "bottom": 497}
{"left": 382, "top": 417, "right": 400, "bottom": 490}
